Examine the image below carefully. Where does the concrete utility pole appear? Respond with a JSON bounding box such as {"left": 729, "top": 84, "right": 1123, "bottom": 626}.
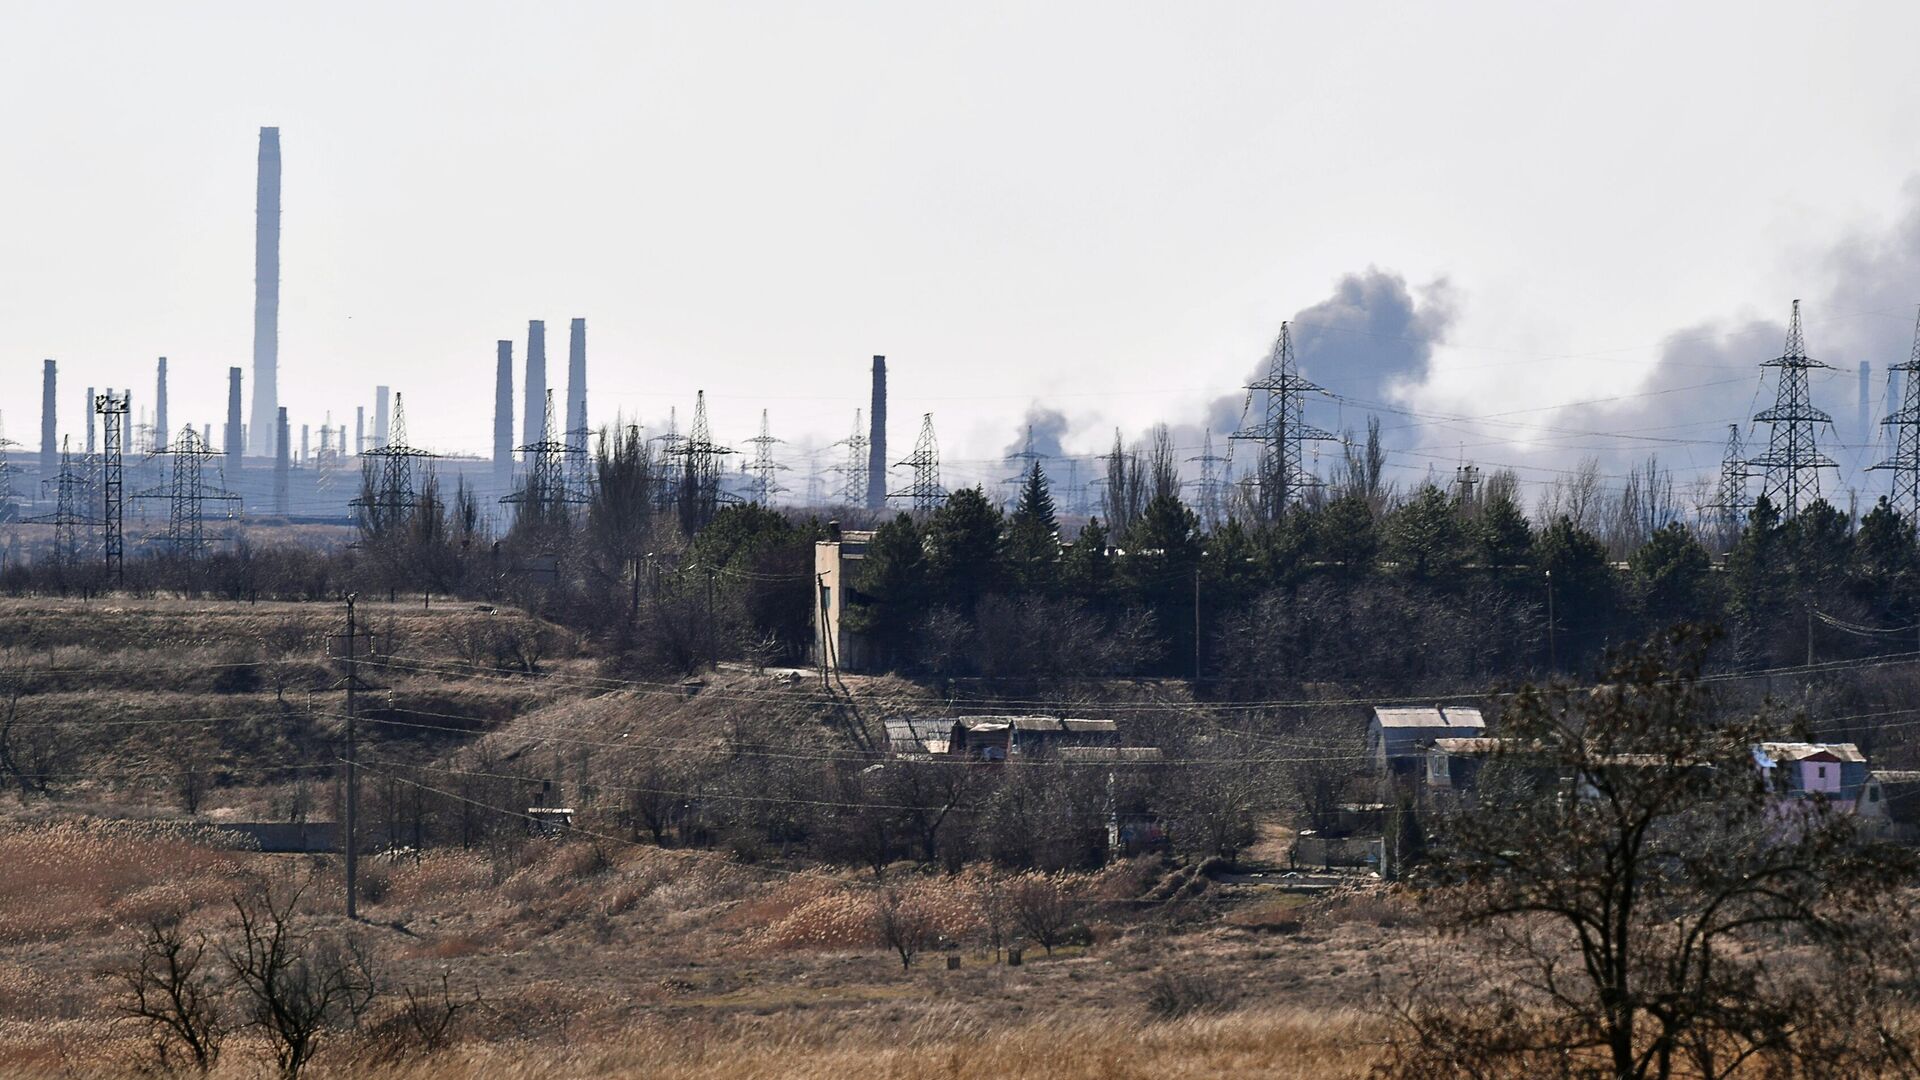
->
{"left": 343, "top": 594, "right": 359, "bottom": 920}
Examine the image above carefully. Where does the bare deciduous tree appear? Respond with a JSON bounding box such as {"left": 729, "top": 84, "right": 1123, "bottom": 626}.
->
{"left": 1381, "top": 627, "right": 1920, "bottom": 1079}
{"left": 113, "top": 915, "right": 226, "bottom": 1074}
{"left": 222, "top": 879, "right": 380, "bottom": 1080}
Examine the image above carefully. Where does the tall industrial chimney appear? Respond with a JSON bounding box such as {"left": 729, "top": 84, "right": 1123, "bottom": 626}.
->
{"left": 866, "top": 355, "right": 887, "bottom": 510}
{"left": 86, "top": 387, "right": 96, "bottom": 455}
{"left": 300, "top": 424, "right": 309, "bottom": 464}
{"left": 523, "top": 320, "right": 547, "bottom": 445}
{"left": 355, "top": 407, "right": 365, "bottom": 455}
{"left": 274, "top": 408, "right": 290, "bottom": 515}
{"left": 565, "top": 318, "right": 587, "bottom": 449}
{"left": 154, "top": 358, "right": 169, "bottom": 452}
{"left": 494, "top": 339, "right": 515, "bottom": 486}
{"left": 225, "top": 367, "right": 245, "bottom": 473}
{"left": 39, "top": 360, "right": 56, "bottom": 478}
{"left": 374, "top": 387, "right": 390, "bottom": 449}
{"left": 249, "top": 127, "right": 282, "bottom": 458}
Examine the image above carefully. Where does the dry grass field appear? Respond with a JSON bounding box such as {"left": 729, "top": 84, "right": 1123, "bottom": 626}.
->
{"left": 0, "top": 598, "right": 1418, "bottom": 1077}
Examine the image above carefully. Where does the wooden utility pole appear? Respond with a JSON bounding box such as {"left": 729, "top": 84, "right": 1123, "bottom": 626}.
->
{"left": 1545, "top": 569, "right": 1557, "bottom": 670}
{"left": 343, "top": 594, "right": 359, "bottom": 920}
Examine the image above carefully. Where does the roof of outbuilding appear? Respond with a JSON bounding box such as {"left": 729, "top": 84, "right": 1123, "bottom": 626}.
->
{"left": 1373, "top": 706, "right": 1485, "bottom": 730}
{"left": 1755, "top": 742, "right": 1867, "bottom": 765}
{"left": 953, "top": 715, "right": 1117, "bottom": 734}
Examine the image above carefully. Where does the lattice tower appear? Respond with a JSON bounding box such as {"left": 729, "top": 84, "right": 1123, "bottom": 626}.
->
{"left": 502, "top": 390, "right": 589, "bottom": 523}
{"left": 33, "top": 438, "right": 94, "bottom": 567}
{"left": 94, "top": 391, "right": 129, "bottom": 582}
{"left": 1870, "top": 308, "right": 1920, "bottom": 521}
{"left": 743, "top": 409, "right": 787, "bottom": 505}
{"left": 1185, "top": 427, "right": 1229, "bottom": 531}
{"left": 835, "top": 409, "right": 869, "bottom": 507}
{"left": 891, "top": 413, "right": 942, "bottom": 514}
{"left": 670, "top": 392, "right": 735, "bottom": 531}
{"left": 354, "top": 393, "right": 435, "bottom": 531}
{"left": 1749, "top": 300, "right": 1837, "bottom": 517}
{"left": 135, "top": 426, "right": 239, "bottom": 556}
{"left": 1228, "top": 322, "right": 1335, "bottom": 522}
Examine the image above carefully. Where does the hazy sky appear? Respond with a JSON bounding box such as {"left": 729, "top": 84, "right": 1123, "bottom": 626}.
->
{"left": 6, "top": 1, "right": 1920, "bottom": 496}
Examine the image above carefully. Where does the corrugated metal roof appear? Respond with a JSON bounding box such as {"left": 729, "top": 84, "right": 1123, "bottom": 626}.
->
{"left": 884, "top": 718, "right": 955, "bottom": 754}
{"left": 1373, "top": 705, "right": 1485, "bottom": 730}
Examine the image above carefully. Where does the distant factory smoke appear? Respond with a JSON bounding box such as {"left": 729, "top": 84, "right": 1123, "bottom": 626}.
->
{"left": 1000, "top": 405, "right": 1071, "bottom": 462}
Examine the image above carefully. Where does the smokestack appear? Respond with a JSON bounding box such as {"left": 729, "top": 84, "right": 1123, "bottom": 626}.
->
{"left": 494, "top": 339, "right": 515, "bottom": 485}
{"left": 355, "top": 407, "right": 364, "bottom": 455}
{"left": 274, "top": 408, "right": 290, "bottom": 515}
{"left": 86, "top": 387, "right": 96, "bottom": 455}
{"left": 225, "top": 367, "right": 244, "bottom": 473}
{"left": 249, "top": 127, "right": 281, "bottom": 457}
{"left": 39, "top": 360, "right": 56, "bottom": 477}
{"left": 202, "top": 423, "right": 211, "bottom": 447}
{"left": 565, "top": 318, "right": 587, "bottom": 449}
{"left": 300, "top": 424, "right": 309, "bottom": 464}
{"left": 866, "top": 355, "right": 887, "bottom": 510}
{"left": 374, "top": 387, "right": 390, "bottom": 449}
{"left": 523, "top": 320, "right": 547, "bottom": 445}
{"left": 154, "top": 358, "right": 169, "bottom": 453}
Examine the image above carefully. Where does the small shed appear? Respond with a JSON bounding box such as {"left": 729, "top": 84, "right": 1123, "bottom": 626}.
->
{"left": 1369, "top": 705, "right": 1486, "bottom": 775}
{"left": 526, "top": 807, "right": 575, "bottom": 836}
{"left": 1753, "top": 742, "right": 1870, "bottom": 802}
{"left": 883, "top": 718, "right": 955, "bottom": 757}
{"left": 949, "top": 715, "right": 1118, "bottom": 760}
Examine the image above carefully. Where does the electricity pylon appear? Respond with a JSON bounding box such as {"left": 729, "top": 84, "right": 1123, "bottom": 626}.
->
{"left": 1230, "top": 321, "right": 1335, "bottom": 522}
{"left": 890, "top": 413, "right": 942, "bottom": 514}
{"left": 742, "top": 410, "right": 787, "bottom": 505}
{"left": 835, "top": 409, "right": 869, "bottom": 508}
{"left": 135, "top": 426, "right": 239, "bottom": 556}
{"left": 1870, "top": 307, "right": 1920, "bottom": 521}
{"left": 1749, "top": 300, "right": 1836, "bottom": 517}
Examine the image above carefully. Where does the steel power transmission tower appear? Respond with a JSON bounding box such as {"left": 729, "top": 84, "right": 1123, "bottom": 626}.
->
{"left": 0, "top": 414, "right": 21, "bottom": 520}
{"left": 135, "top": 426, "right": 240, "bottom": 556}
{"left": 742, "top": 410, "right": 787, "bottom": 505}
{"left": 891, "top": 413, "right": 942, "bottom": 514}
{"left": 1229, "top": 322, "right": 1335, "bottom": 521}
{"left": 34, "top": 438, "right": 94, "bottom": 568}
{"left": 1870, "top": 308, "right": 1920, "bottom": 520}
{"left": 670, "top": 392, "right": 735, "bottom": 531}
{"left": 1749, "top": 300, "right": 1836, "bottom": 517}
{"left": 353, "top": 393, "right": 435, "bottom": 530}
{"left": 1185, "top": 428, "right": 1229, "bottom": 531}
{"left": 835, "top": 409, "right": 869, "bottom": 507}
{"left": 1709, "top": 424, "right": 1753, "bottom": 545}
{"left": 502, "top": 389, "right": 588, "bottom": 528}
{"left": 94, "top": 391, "right": 130, "bottom": 582}
{"left": 1002, "top": 425, "right": 1048, "bottom": 506}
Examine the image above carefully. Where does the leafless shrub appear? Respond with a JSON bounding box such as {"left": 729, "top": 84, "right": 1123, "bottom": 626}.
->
{"left": 111, "top": 914, "right": 226, "bottom": 1074}
{"left": 1143, "top": 970, "right": 1234, "bottom": 1019}
{"left": 1008, "top": 872, "right": 1076, "bottom": 955}
{"left": 873, "top": 886, "right": 937, "bottom": 970}
{"left": 221, "top": 878, "right": 380, "bottom": 1079}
